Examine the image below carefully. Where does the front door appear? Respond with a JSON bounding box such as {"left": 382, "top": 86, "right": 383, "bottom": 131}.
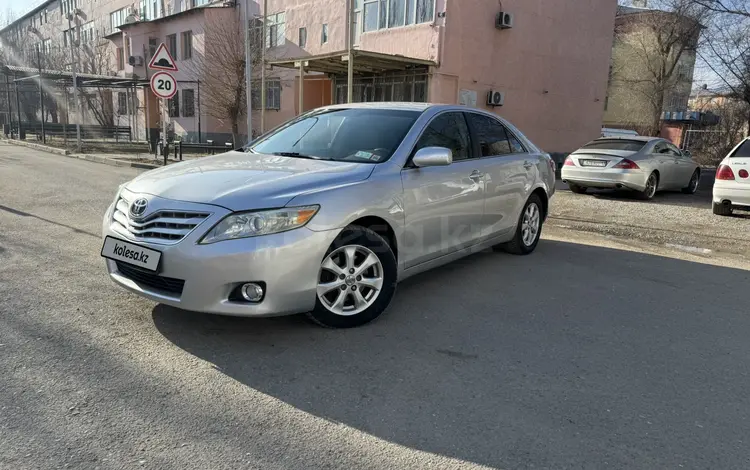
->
{"left": 401, "top": 112, "right": 486, "bottom": 269}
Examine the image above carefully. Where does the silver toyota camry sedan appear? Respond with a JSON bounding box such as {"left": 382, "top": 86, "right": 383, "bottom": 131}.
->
{"left": 561, "top": 136, "right": 700, "bottom": 199}
{"left": 101, "top": 103, "right": 556, "bottom": 328}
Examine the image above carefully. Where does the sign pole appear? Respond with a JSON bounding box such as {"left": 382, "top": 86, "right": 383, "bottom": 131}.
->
{"left": 162, "top": 97, "right": 168, "bottom": 164}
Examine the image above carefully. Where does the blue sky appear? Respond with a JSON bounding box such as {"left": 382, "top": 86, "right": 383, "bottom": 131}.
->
{"left": 3, "top": 0, "right": 47, "bottom": 23}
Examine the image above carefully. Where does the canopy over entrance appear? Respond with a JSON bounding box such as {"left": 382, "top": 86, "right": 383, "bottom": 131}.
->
{"left": 268, "top": 49, "right": 436, "bottom": 75}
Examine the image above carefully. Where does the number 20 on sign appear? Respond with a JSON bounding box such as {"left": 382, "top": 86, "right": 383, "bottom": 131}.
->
{"left": 150, "top": 71, "right": 177, "bottom": 99}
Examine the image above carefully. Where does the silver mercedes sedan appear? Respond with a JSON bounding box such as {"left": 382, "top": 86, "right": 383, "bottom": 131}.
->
{"left": 101, "top": 103, "right": 556, "bottom": 328}
{"left": 561, "top": 136, "right": 700, "bottom": 199}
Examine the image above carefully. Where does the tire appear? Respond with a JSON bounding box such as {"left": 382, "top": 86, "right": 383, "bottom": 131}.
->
{"left": 713, "top": 201, "right": 733, "bottom": 216}
{"left": 639, "top": 172, "right": 658, "bottom": 200}
{"left": 681, "top": 169, "right": 700, "bottom": 194}
{"left": 496, "top": 194, "right": 544, "bottom": 255}
{"left": 307, "top": 226, "right": 397, "bottom": 328}
{"left": 568, "top": 183, "right": 587, "bottom": 194}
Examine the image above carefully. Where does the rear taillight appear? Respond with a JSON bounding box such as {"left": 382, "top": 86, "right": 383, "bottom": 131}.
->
{"left": 739, "top": 169, "right": 749, "bottom": 179}
{"left": 717, "top": 165, "right": 735, "bottom": 180}
{"left": 613, "top": 159, "right": 640, "bottom": 169}
{"left": 564, "top": 157, "right": 575, "bottom": 166}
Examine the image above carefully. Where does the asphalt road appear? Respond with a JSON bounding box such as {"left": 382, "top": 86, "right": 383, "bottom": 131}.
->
{"left": 3, "top": 142, "right": 750, "bottom": 469}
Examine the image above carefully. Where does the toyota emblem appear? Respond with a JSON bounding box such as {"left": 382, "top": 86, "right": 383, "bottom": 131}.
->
{"left": 129, "top": 198, "right": 149, "bottom": 218}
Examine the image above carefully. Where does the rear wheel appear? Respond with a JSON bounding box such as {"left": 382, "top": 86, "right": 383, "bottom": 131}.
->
{"left": 713, "top": 201, "right": 733, "bottom": 216}
{"left": 639, "top": 172, "right": 658, "bottom": 200}
{"left": 568, "top": 183, "right": 587, "bottom": 194}
{"left": 497, "top": 194, "right": 544, "bottom": 255}
{"left": 308, "top": 226, "right": 397, "bottom": 328}
{"left": 682, "top": 169, "right": 700, "bottom": 194}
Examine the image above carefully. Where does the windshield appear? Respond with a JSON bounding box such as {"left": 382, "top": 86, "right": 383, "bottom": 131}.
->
{"left": 249, "top": 108, "right": 421, "bottom": 163}
{"left": 582, "top": 140, "right": 647, "bottom": 151}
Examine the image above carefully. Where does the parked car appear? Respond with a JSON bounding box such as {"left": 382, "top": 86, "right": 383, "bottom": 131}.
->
{"left": 601, "top": 127, "right": 639, "bottom": 138}
{"left": 713, "top": 137, "right": 750, "bottom": 216}
{"left": 561, "top": 136, "right": 700, "bottom": 200}
{"left": 101, "top": 103, "right": 556, "bottom": 328}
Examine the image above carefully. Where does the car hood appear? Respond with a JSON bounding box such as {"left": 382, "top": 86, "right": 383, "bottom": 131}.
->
{"left": 125, "top": 151, "right": 375, "bottom": 211}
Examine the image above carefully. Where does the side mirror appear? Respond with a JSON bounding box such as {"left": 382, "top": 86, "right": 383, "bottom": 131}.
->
{"left": 412, "top": 147, "right": 453, "bottom": 167}
{"left": 683, "top": 150, "right": 692, "bottom": 158}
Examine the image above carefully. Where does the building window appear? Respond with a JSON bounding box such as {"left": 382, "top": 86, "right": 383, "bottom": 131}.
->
{"left": 363, "top": 1, "right": 377, "bottom": 31}
{"left": 321, "top": 24, "right": 328, "bottom": 44}
{"left": 61, "top": 0, "right": 79, "bottom": 18}
{"left": 110, "top": 8, "right": 127, "bottom": 31}
{"left": 364, "top": 0, "right": 432, "bottom": 31}
{"left": 267, "top": 12, "right": 286, "bottom": 48}
{"left": 148, "top": 37, "right": 158, "bottom": 58}
{"left": 251, "top": 79, "right": 281, "bottom": 110}
{"left": 139, "top": 0, "right": 148, "bottom": 20}
{"left": 117, "top": 47, "right": 124, "bottom": 70}
{"left": 181, "top": 31, "right": 192, "bottom": 59}
{"left": 182, "top": 89, "right": 195, "bottom": 117}
{"left": 43, "top": 39, "right": 52, "bottom": 54}
{"left": 80, "top": 21, "right": 95, "bottom": 43}
{"left": 117, "top": 92, "right": 128, "bottom": 115}
{"left": 169, "top": 90, "right": 180, "bottom": 117}
{"left": 166, "top": 34, "right": 177, "bottom": 58}
{"left": 298, "top": 27, "right": 307, "bottom": 48}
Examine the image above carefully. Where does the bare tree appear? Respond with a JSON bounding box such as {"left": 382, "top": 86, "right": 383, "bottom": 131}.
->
{"left": 610, "top": 0, "right": 706, "bottom": 135}
{"left": 185, "top": 10, "right": 263, "bottom": 145}
{"left": 687, "top": 93, "right": 749, "bottom": 163}
{"left": 690, "top": 0, "right": 750, "bottom": 16}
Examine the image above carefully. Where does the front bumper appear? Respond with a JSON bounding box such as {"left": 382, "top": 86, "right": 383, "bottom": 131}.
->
{"left": 713, "top": 181, "right": 750, "bottom": 208}
{"left": 561, "top": 167, "right": 647, "bottom": 191}
{"left": 102, "top": 198, "right": 339, "bottom": 317}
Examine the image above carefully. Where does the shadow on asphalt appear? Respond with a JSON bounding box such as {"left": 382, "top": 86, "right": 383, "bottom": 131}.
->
{"left": 152, "top": 240, "right": 750, "bottom": 468}
{"left": 0, "top": 204, "right": 101, "bottom": 239}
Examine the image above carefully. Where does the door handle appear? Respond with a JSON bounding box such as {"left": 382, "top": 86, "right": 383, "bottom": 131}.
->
{"left": 523, "top": 161, "right": 533, "bottom": 170}
{"left": 469, "top": 170, "right": 484, "bottom": 181}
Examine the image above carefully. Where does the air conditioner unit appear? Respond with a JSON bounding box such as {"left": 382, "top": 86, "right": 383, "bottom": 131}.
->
{"left": 495, "top": 11, "right": 513, "bottom": 29}
{"left": 487, "top": 90, "right": 505, "bottom": 107}
{"left": 128, "top": 55, "right": 144, "bottom": 66}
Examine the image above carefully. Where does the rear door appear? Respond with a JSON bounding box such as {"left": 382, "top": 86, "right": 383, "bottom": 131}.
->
{"left": 725, "top": 138, "right": 750, "bottom": 184}
{"left": 465, "top": 112, "right": 532, "bottom": 238}
{"left": 668, "top": 142, "right": 695, "bottom": 185}
{"left": 651, "top": 141, "right": 679, "bottom": 188}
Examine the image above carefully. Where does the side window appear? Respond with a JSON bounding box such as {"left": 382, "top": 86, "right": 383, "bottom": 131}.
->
{"left": 666, "top": 143, "right": 681, "bottom": 156}
{"left": 507, "top": 132, "right": 527, "bottom": 153}
{"left": 414, "top": 112, "right": 471, "bottom": 161}
{"left": 466, "top": 113, "right": 512, "bottom": 157}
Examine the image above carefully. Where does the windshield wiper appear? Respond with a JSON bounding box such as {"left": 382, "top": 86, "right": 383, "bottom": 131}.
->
{"left": 271, "top": 152, "right": 328, "bottom": 160}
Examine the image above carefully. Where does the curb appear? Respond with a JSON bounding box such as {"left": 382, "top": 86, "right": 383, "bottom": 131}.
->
{"left": 1, "top": 137, "right": 69, "bottom": 155}
{"left": 69, "top": 154, "right": 160, "bottom": 170}
{"left": 2, "top": 137, "right": 160, "bottom": 169}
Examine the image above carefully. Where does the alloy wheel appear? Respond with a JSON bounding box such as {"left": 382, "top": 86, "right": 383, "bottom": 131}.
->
{"left": 317, "top": 245, "right": 384, "bottom": 316}
{"left": 521, "top": 203, "right": 541, "bottom": 247}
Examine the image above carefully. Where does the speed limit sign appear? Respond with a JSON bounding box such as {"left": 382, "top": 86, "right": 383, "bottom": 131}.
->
{"left": 150, "top": 71, "right": 177, "bottom": 99}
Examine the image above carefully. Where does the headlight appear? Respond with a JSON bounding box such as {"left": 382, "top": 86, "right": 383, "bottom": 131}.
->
{"left": 199, "top": 205, "right": 319, "bottom": 244}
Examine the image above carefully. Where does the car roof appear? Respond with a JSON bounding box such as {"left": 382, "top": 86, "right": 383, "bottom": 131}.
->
{"left": 594, "top": 136, "right": 662, "bottom": 143}
{"left": 319, "top": 102, "right": 449, "bottom": 112}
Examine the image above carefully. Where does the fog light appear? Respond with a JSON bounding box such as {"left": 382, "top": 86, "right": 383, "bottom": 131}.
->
{"left": 240, "top": 283, "right": 264, "bottom": 302}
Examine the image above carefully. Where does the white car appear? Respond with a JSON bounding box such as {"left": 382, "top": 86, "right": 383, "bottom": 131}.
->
{"left": 713, "top": 137, "right": 750, "bottom": 216}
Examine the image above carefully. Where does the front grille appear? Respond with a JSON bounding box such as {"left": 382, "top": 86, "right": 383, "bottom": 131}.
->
{"left": 112, "top": 197, "right": 210, "bottom": 244}
{"left": 115, "top": 262, "right": 185, "bottom": 296}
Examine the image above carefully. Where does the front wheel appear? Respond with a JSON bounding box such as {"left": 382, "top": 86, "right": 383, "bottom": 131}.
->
{"left": 496, "top": 194, "right": 544, "bottom": 255}
{"left": 682, "top": 169, "right": 700, "bottom": 194}
{"left": 307, "top": 226, "right": 397, "bottom": 328}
